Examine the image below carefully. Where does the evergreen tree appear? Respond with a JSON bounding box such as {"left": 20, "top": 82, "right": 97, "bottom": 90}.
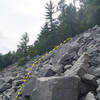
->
{"left": 58, "top": 0, "right": 67, "bottom": 18}
{"left": 79, "top": 0, "right": 100, "bottom": 26}
{"left": 17, "top": 32, "right": 29, "bottom": 59}
{"left": 45, "top": 0, "right": 55, "bottom": 30}
{"left": 58, "top": 1, "right": 78, "bottom": 38}
{"left": 1, "top": 0, "right": 100, "bottom": 69}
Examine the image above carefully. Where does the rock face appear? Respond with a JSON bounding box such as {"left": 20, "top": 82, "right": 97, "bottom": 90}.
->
{"left": 22, "top": 76, "right": 37, "bottom": 97}
{"left": 0, "top": 83, "right": 12, "bottom": 93}
{"left": 31, "top": 76, "right": 80, "bottom": 100}
{"left": 81, "top": 74, "right": 98, "bottom": 87}
{"left": 85, "top": 92, "right": 96, "bottom": 100}
{"left": 0, "top": 25, "right": 100, "bottom": 100}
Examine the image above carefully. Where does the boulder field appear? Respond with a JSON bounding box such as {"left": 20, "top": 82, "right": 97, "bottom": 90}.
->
{"left": 0, "top": 25, "right": 100, "bottom": 100}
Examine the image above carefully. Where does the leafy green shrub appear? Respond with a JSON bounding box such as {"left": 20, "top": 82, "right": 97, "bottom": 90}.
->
{"left": 17, "top": 58, "right": 27, "bottom": 67}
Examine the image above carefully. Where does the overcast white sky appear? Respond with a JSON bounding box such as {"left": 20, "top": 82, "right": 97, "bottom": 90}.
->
{"left": 0, "top": 0, "right": 74, "bottom": 54}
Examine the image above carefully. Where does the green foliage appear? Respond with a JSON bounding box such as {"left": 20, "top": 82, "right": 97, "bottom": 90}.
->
{"left": 45, "top": 0, "right": 55, "bottom": 30}
{"left": 16, "top": 32, "right": 30, "bottom": 67}
{"left": 0, "top": 0, "right": 100, "bottom": 70}
{"left": 28, "top": 0, "right": 100, "bottom": 58}
{"left": 0, "top": 52, "right": 17, "bottom": 70}
{"left": 17, "top": 32, "right": 29, "bottom": 58}
{"left": 79, "top": 0, "right": 100, "bottom": 26}
{"left": 17, "top": 58, "right": 27, "bottom": 67}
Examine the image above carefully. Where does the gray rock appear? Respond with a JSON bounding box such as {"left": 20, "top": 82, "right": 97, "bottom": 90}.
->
{"left": 38, "top": 64, "right": 56, "bottom": 77}
{"left": 59, "top": 51, "right": 77, "bottom": 66}
{"left": 0, "top": 83, "right": 12, "bottom": 93}
{"left": 89, "top": 51, "right": 100, "bottom": 66}
{"left": 86, "top": 46, "right": 97, "bottom": 54}
{"left": 15, "top": 97, "right": 22, "bottom": 100}
{"left": 13, "top": 80, "right": 24, "bottom": 86}
{"left": 0, "top": 77, "right": 14, "bottom": 85}
{"left": 79, "top": 81, "right": 89, "bottom": 96}
{"left": 83, "top": 33, "right": 92, "bottom": 39}
{"left": 92, "top": 25, "right": 98, "bottom": 30}
{"left": 68, "top": 45, "right": 80, "bottom": 54}
{"left": 31, "top": 76, "right": 80, "bottom": 100}
{"left": 6, "top": 77, "right": 14, "bottom": 84}
{"left": 0, "top": 26, "right": 100, "bottom": 100}
{"left": 51, "top": 42, "right": 79, "bottom": 65}
{"left": 40, "top": 52, "right": 54, "bottom": 63}
{"left": 85, "top": 92, "right": 96, "bottom": 100}
{"left": 64, "top": 65, "right": 72, "bottom": 70}
{"left": 96, "top": 27, "right": 100, "bottom": 32}
{"left": 91, "top": 68, "right": 100, "bottom": 77}
{"left": 22, "top": 76, "right": 37, "bottom": 98}
{"left": 64, "top": 53, "right": 89, "bottom": 77}
{"left": 78, "top": 45, "right": 87, "bottom": 56}
{"left": 97, "top": 85, "right": 100, "bottom": 92}
{"left": 0, "top": 78, "right": 5, "bottom": 85}
{"left": 95, "top": 35, "right": 100, "bottom": 42}
{"left": 51, "top": 64, "right": 64, "bottom": 74}
{"left": 97, "top": 92, "right": 100, "bottom": 100}
{"left": 82, "top": 74, "right": 98, "bottom": 87}
{"left": 12, "top": 72, "right": 17, "bottom": 77}
{"left": 90, "top": 54, "right": 100, "bottom": 66}
{"left": 0, "top": 95, "right": 3, "bottom": 100}
{"left": 3, "top": 88, "right": 15, "bottom": 99}
{"left": 3, "top": 95, "right": 10, "bottom": 100}
{"left": 15, "top": 75, "right": 24, "bottom": 80}
{"left": 97, "top": 79, "right": 100, "bottom": 85}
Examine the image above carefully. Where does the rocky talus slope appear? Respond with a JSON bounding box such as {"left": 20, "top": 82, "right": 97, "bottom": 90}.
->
{"left": 0, "top": 25, "right": 100, "bottom": 100}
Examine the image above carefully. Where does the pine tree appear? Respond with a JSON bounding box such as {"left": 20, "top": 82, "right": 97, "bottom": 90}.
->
{"left": 79, "top": 0, "right": 100, "bottom": 26}
{"left": 17, "top": 32, "right": 29, "bottom": 58}
{"left": 58, "top": 0, "right": 67, "bottom": 18}
{"left": 45, "top": 0, "right": 55, "bottom": 31}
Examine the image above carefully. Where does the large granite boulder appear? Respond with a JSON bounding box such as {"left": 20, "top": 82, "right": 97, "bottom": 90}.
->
{"left": 81, "top": 74, "right": 98, "bottom": 87}
{"left": 64, "top": 53, "right": 90, "bottom": 77}
{"left": 81, "top": 74, "right": 98, "bottom": 92}
{"left": 31, "top": 76, "right": 80, "bottom": 100}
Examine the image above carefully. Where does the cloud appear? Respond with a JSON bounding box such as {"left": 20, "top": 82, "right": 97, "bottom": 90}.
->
{"left": 0, "top": 32, "right": 6, "bottom": 40}
{"left": 0, "top": 0, "right": 74, "bottom": 54}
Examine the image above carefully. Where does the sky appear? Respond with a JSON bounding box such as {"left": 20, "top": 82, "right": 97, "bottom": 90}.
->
{"left": 0, "top": 0, "right": 75, "bottom": 54}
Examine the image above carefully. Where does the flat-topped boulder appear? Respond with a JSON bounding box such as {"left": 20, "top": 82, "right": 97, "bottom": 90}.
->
{"left": 31, "top": 76, "right": 80, "bottom": 100}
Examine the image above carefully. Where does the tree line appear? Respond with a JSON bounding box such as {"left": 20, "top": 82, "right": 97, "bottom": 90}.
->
{"left": 0, "top": 0, "right": 100, "bottom": 70}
